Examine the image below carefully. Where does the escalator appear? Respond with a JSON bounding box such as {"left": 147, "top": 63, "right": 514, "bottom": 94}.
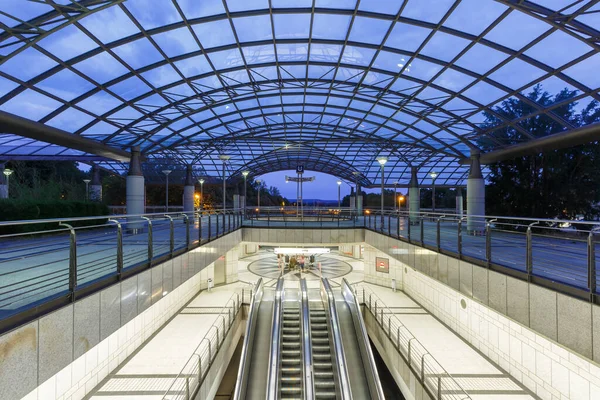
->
{"left": 234, "top": 276, "right": 383, "bottom": 400}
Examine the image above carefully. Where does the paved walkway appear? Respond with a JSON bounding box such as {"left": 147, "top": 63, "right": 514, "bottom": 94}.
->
{"left": 361, "top": 283, "right": 536, "bottom": 400}
{"left": 84, "top": 284, "right": 242, "bottom": 400}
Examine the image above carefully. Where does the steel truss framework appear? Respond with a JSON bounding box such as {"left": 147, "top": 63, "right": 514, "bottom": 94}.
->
{"left": 0, "top": 0, "right": 599, "bottom": 186}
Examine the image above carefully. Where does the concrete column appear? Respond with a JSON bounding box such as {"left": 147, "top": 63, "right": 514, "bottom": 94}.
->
{"left": 126, "top": 147, "right": 145, "bottom": 227}
{"left": 467, "top": 149, "right": 485, "bottom": 234}
{"left": 356, "top": 184, "right": 363, "bottom": 216}
{"left": 0, "top": 163, "right": 7, "bottom": 199}
{"left": 409, "top": 166, "right": 420, "bottom": 224}
{"left": 183, "top": 165, "right": 195, "bottom": 214}
{"left": 455, "top": 187, "right": 463, "bottom": 217}
{"left": 90, "top": 164, "right": 102, "bottom": 202}
{"left": 233, "top": 194, "right": 240, "bottom": 210}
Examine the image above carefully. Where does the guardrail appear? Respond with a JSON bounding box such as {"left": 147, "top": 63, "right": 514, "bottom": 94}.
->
{"left": 0, "top": 209, "right": 243, "bottom": 333}
{"left": 162, "top": 289, "right": 243, "bottom": 400}
{"left": 354, "top": 283, "right": 471, "bottom": 400}
{"left": 242, "top": 207, "right": 600, "bottom": 302}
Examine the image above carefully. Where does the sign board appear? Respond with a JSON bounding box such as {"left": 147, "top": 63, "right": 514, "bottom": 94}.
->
{"left": 375, "top": 257, "right": 389, "bottom": 273}
{"left": 274, "top": 247, "right": 330, "bottom": 255}
{"left": 296, "top": 165, "right": 304, "bottom": 174}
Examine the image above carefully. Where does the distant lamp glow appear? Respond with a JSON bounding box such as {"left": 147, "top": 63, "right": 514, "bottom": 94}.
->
{"left": 430, "top": 171, "right": 438, "bottom": 179}
{"left": 336, "top": 180, "right": 342, "bottom": 185}
{"left": 3, "top": 168, "right": 13, "bottom": 177}
{"left": 242, "top": 170, "right": 249, "bottom": 177}
{"left": 377, "top": 157, "right": 388, "bottom": 166}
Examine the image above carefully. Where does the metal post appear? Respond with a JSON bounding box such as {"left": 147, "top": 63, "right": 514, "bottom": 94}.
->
{"left": 526, "top": 222, "right": 538, "bottom": 281}
{"left": 222, "top": 213, "right": 225, "bottom": 237}
{"left": 198, "top": 212, "right": 202, "bottom": 243}
{"left": 420, "top": 216, "right": 424, "bottom": 244}
{"left": 397, "top": 214, "right": 400, "bottom": 238}
{"left": 165, "top": 215, "right": 174, "bottom": 255}
{"left": 407, "top": 213, "right": 411, "bottom": 241}
{"left": 486, "top": 219, "right": 497, "bottom": 265}
{"left": 588, "top": 232, "right": 596, "bottom": 298}
{"left": 208, "top": 213, "right": 212, "bottom": 240}
{"left": 388, "top": 213, "right": 391, "bottom": 236}
{"left": 59, "top": 223, "right": 77, "bottom": 299}
{"left": 228, "top": 211, "right": 231, "bottom": 233}
{"left": 437, "top": 376, "right": 442, "bottom": 399}
{"left": 142, "top": 217, "right": 153, "bottom": 264}
{"left": 458, "top": 218, "right": 463, "bottom": 257}
{"left": 216, "top": 212, "right": 219, "bottom": 238}
{"left": 109, "top": 220, "right": 123, "bottom": 278}
{"left": 436, "top": 217, "right": 442, "bottom": 252}
{"left": 182, "top": 214, "right": 190, "bottom": 249}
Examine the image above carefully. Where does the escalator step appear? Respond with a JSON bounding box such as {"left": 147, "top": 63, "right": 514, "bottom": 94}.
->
{"left": 282, "top": 358, "right": 301, "bottom": 365}
{"left": 315, "top": 381, "right": 335, "bottom": 388}
{"left": 281, "top": 387, "right": 302, "bottom": 394}
{"left": 283, "top": 334, "right": 300, "bottom": 340}
{"left": 283, "top": 342, "right": 300, "bottom": 348}
{"left": 314, "top": 371, "right": 334, "bottom": 378}
{"left": 315, "top": 391, "right": 337, "bottom": 399}
{"left": 311, "top": 323, "right": 327, "bottom": 329}
{"left": 311, "top": 331, "right": 328, "bottom": 337}
{"left": 314, "top": 362, "right": 333, "bottom": 369}
{"left": 313, "top": 354, "right": 331, "bottom": 361}
{"left": 312, "top": 338, "right": 329, "bottom": 344}
{"left": 281, "top": 376, "right": 302, "bottom": 383}
{"left": 282, "top": 350, "right": 301, "bottom": 356}
{"left": 312, "top": 345, "right": 330, "bottom": 352}
{"left": 281, "top": 367, "right": 301, "bottom": 374}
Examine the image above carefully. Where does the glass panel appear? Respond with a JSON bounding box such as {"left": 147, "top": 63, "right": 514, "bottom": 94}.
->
{"left": 36, "top": 69, "right": 95, "bottom": 101}
{"left": 526, "top": 30, "right": 593, "bottom": 69}
{"left": 312, "top": 13, "right": 352, "bottom": 40}
{"left": 274, "top": 13, "right": 311, "bottom": 39}
{"left": 384, "top": 23, "right": 430, "bottom": 52}
{"left": 192, "top": 19, "right": 237, "bottom": 48}
{"left": 233, "top": 15, "right": 273, "bottom": 42}
{"left": 79, "top": 6, "right": 140, "bottom": 44}
{"left": 46, "top": 108, "right": 95, "bottom": 132}
{"left": 152, "top": 27, "right": 199, "bottom": 57}
{"left": 348, "top": 16, "right": 391, "bottom": 45}
{"left": 0, "top": 89, "right": 62, "bottom": 120}
{"left": 38, "top": 25, "right": 98, "bottom": 61}
{"left": 485, "top": 11, "right": 549, "bottom": 50}
{"left": 113, "top": 38, "right": 165, "bottom": 69}
{"left": 74, "top": 52, "right": 129, "bottom": 84}
{"left": 488, "top": 58, "right": 546, "bottom": 90}
{"left": 125, "top": 0, "right": 182, "bottom": 30}
{"left": 443, "top": 0, "right": 508, "bottom": 35}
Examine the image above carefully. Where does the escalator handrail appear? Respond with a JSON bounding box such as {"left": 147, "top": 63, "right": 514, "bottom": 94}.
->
{"left": 300, "top": 279, "right": 315, "bottom": 400}
{"left": 341, "top": 278, "right": 385, "bottom": 400}
{"left": 322, "top": 278, "right": 353, "bottom": 400}
{"left": 266, "top": 277, "right": 285, "bottom": 400}
{"left": 233, "top": 278, "right": 264, "bottom": 400}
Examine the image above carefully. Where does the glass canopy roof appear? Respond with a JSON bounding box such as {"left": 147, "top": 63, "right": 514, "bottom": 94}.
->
{"left": 0, "top": 0, "right": 599, "bottom": 186}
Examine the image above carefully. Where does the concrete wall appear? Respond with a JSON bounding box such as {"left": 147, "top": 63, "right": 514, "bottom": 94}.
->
{"left": 364, "top": 306, "right": 430, "bottom": 400}
{"left": 364, "top": 230, "right": 600, "bottom": 400}
{"left": 362, "top": 243, "right": 404, "bottom": 290}
{"left": 241, "top": 227, "right": 365, "bottom": 245}
{"left": 1, "top": 231, "right": 242, "bottom": 400}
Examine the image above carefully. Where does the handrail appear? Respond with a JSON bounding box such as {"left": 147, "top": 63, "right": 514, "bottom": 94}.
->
{"left": 341, "top": 279, "right": 385, "bottom": 400}
{"left": 233, "top": 278, "right": 264, "bottom": 400}
{"left": 300, "top": 279, "right": 315, "bottom": 400}
{"left": 353, "top": 283, "right": 471, "bottom": 400}
{"left": 266, "top": 277, "right": 285, "bottom": 400}
{"left": 321, "top": 278, "right": 353, "bottom": 400}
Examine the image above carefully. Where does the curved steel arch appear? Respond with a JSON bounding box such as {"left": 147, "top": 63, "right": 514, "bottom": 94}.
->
{"left": 0, "top": 0, "right": 599, "bottom": 186}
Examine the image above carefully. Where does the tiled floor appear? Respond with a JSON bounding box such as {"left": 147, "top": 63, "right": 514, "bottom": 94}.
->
{"left": 361, "top": 283, "right": 537, "bottom": 400}
{"left": 84, "top": 284, "right": 242, "bottom": 400}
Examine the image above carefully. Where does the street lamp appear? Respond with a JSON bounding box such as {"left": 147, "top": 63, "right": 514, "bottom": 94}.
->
{"left": 198, "top": 179, "right": 205, "bottom": 210}
{"left": 83, "top": 179, "right": 91, "bottom": 201}
{"left": 430, "top": 171, "right": 438, "bottom": 213}
{"left": 162, "top": 169, "right": 172, "bottom": 212}
{"left": 337, "top": 180, "right": 342, "bottom": 209}
{"left": 219, "top": 155, "right": 230, "bottom": 211}
{"left": 3, "top": 168, "right": 13, "bottom": 199}
{"left": 256, "top": 179, "right": 262, "bottom": 211}
{"left": 399, "top": 195, "right": 405, "bottom": 212}
{"left": 242, "top": 170, "right": 249, "bottom": 216}
{"left": 377, "top": 157, "right": 387, "bottom": 225}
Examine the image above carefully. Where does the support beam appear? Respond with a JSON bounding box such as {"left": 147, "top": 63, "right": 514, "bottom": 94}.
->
{"left": 467, "top": 150, "right": 485, "bottom": 234}
{"left": 0, "top": 111, "right": 131, "bottom": 162}
{"left": 90, "top": 164, "right": 102, "bottom": 202}
{"left": 460, "top": 122, "right": 600, "bottom": 165}
{"left": 183, "top": 165, "right": 195, "bottom": 214}
{"left": 126, "top": 146, "right": 144, "bottom": 229}
{"left": 409, "top": 167, "right": 420, "bottom": 225}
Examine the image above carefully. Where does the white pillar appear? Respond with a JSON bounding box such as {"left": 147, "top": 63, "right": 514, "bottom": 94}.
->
{"left": 126, "top": 146, "right": 145, "bottom": 229}
{"left": 409, "top": 166, "right": 420, "bottom": 224}
{"left": 183, "top": 165, "right": 195, "bottom": 214}
{"left": 455, "top": 187, "right": 464, "bottom": 217}
{"left": 467, "top": 150, "right": 485, "bottom": 234}
{"left": 233, "top": 194, "right": 240, "bottom": 210}
{"left": 90, "top": 164, "right": 102, "bottom": 202}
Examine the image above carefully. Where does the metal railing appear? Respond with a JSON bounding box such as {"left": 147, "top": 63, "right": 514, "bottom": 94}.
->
{"left": 233, "top": 278, "right": 264, "bottom": 400}
{"left": 162, "top": 289, "right": 243, "bottom": 400}
{"left": 242, "top": 207, "right": 600, "bottom": 301}
{"left": 354, "top": 283, "right": 471, "bottom": 400}
{"left": 266, "top": 277, "right": 285, "bottom": 400}
{"left": 0, "top": 209, "right": 243, "bottom": 333}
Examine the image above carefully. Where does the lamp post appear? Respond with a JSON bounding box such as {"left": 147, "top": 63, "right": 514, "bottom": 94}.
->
{"left": 219, "top": 155, "right": 230, "bottom": 211}
{"left": 198, "top": 179, "right": 205, "bottom": 210}
{"left": 242, "top": 170, "right": 249, "bottom": 217}
{"left": 3, "top": 168, "right": 13, "bottom": 199}
{"left": 377, "top": 157, "right": 388, "bottom": 226}
{"left": 399, "top": 195, "right": 405, "bottom": 212}
{"left": 83, "top": 179, "right": 91, "bottom": 201}
{"left": 162, "top": 169, "right": 172, "bottom": 212}
{"left": 337, "top": 180, "right": 342, "bottom": 209}
{"left": 256, "top": 179, "right": 262, "bottom": 212}
{"left": 430, "top": 171, "right": 438, "bottom": 213}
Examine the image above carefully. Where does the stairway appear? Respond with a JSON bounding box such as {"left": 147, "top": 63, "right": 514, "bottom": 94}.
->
{"left": 310, "top": 304, "right": 337, "bottom": 399}
{"left": 280, "top": 303, "right": 302, "bottom": 399}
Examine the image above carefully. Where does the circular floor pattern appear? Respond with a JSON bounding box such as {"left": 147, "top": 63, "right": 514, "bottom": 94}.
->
{"left": 247, "top": 254, "right": 352, "bottom": 280}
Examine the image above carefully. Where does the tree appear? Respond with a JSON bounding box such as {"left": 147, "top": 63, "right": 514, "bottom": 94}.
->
{"left": 480, "top": 85, "right": 600, "bottom": 219}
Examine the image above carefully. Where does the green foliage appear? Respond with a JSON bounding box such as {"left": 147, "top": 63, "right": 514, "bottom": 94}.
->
{"left": 480, "top": 85, "right": 600, "bottom": 219}
{"left": 0, "top": 200, "right": 109, "bottom": 234}
{"left": 6, "top": 161, "right": 88, "bottom": 201}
